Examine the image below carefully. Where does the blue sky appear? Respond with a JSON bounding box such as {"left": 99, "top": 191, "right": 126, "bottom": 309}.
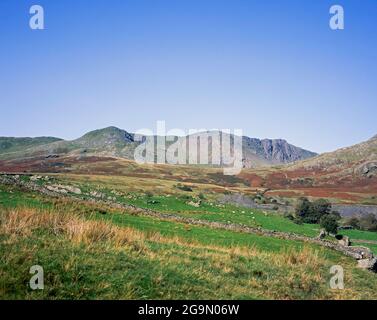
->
{"left": 0, "top": 0, "right": 376, "bottom": 153}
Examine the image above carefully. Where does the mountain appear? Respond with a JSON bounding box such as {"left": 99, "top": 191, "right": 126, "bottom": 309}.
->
{"left": 74, "top": 126, "right": 134, "bottom": 148}
{"left": 242, "top": 136, "right": 316, "bottom": 167}
{"left": 0, "top": 126, "right": 317, "bottom": 167}
{"left": 0, "top": 137, "right": 62, "bottom": 156}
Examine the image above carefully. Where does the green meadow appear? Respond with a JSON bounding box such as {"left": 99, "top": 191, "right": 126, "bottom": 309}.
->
{"left": 1, "top": 178, "right": 377, "bottom": 299}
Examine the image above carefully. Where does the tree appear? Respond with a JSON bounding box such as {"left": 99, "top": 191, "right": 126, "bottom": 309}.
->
{"left": 295, "top": 198, "right": 334, "bottom": 224}
{"left": 311, "top": 199, "right": 332, "bottom": 223}
{"left": 320, "top": 214, "right": 339, "bottom": 234}
{"left": 295, "top": 197, "right": 311, "bottom": 219}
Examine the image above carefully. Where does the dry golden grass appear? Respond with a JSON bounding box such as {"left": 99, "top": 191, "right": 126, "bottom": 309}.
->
{"left": 0, "top": 207, "right": 146, "bottom": 251}
{"left": 0, "top": 206, "right": 324, "bottom": 268}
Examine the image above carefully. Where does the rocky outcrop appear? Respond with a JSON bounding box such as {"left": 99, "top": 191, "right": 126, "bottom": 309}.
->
{"left": 242, "top": 136, "right": 317, "bottom": 165}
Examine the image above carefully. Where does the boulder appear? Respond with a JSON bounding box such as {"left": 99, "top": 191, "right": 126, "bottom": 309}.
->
{"left": 318, "top": 229, "right": 327, "bottom": 239}
{"left": 357, "top": 258, "right": 377, "bottom": 272}
{"left": 338, "top": 236, "right": 350, "bottom": 247}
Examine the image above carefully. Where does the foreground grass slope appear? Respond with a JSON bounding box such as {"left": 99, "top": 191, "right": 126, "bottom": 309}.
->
{"left": 1, "top": 185, "right": 377, "bottom": 299}
{"left": 3, "top": 173, "right": 375, "bottom": 253}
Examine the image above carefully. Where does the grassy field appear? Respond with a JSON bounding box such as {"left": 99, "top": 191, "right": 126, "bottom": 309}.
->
{"left": 1, "top": 177, "right": 377, "bottom": 300}
{"left": 16, "top": 173, "right": 377, "bottom": 247}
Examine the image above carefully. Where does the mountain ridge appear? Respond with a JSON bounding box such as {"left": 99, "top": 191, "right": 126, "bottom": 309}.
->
{"left": 0, "top": 126, "right": 317, "bottom": 167}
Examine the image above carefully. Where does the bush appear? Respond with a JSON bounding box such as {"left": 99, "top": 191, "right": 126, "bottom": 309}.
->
{"left": 293, "top": 217, "right": 304, "bottom": 225}
{"left": 295, "top": 197, "right": 312, "bottom": 220}
{"left": 359, "top": 214, "right": 377, "bottom": 232}
{"left": 335, "top": 234, "right": 343, "bottom": 240}
{"left": 295, "top": 198, "right": 335, "bottom": 224}
{"left": 179, "top": 194, "right": 194, "bottom": 201}
{"left": 198, "top": 193, "right": 206, "bottom": 200}
{"left": 320, "top": 214, "right": 339, "bottom": 234}
{"left": 175, "top": 184, "right": 193, "bottom": 192}
{"left": 284, "top": 212, "right": 295, "bottom": 221}
{"left": 346, "top": 217, "right": 361, "bottom": 229}
{"left": 309, "top": 199, "right": 331, "bottom": 223}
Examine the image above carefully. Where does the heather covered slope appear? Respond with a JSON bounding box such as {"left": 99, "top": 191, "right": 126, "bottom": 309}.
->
{"left": 238, "top": 135, "right": 377, "bottom": 204}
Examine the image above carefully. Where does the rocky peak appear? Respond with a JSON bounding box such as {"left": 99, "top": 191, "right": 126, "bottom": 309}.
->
{"left": 243, "top": 136, "right": 317, "bottom": 163}
{"left": 74, "top": 126, "right": 134, "bottom": 148}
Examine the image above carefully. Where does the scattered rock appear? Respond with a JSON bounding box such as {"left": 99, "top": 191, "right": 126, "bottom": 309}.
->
{"left": 90, "top": 191, "right": 105, "bottom": 198}
{"left": 46, "top": 185, "right": 68, "bottom": 194}
{"left": 187, "top": 200, "right": 201, "bottom": 207}
{"left": 62, "top": 185, "right": 82, "bottom": 195}
{"left": 46, "top": 184, "right": 81, "bottom": 195}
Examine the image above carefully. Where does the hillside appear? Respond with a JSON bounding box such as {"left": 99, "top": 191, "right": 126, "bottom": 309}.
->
{"left": 238, "top": 135, "right": 377, "bottom": 204}
{"left": 0, "top": 137, "right": 62, "bottom": 156}
{"left": 0, "top": 127, "right": 316, "bottom": 167}
{"left": 283, "top": 135, "right": 377, "bottom": 185}
{"left": 1, "top": 174, "right": 377, "bottom": 299}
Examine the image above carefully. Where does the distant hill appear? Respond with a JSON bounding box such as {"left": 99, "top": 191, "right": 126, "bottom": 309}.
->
{"left": 0, "top": 137, "right": 62, "bottom": 156}
{"left": 0, "top": 126, "right": 317, "bottom": 167}
{"left": 288, "top": 135, "right": 377, "bottom": 176}
{"left": 244, "top": 135, "right": 377, "bottom": 193}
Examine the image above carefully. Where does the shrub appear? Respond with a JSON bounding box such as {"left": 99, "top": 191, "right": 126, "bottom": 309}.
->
{"left": 175, "top": 184, "right": 193, "bottom": 192}
{"left": 179, "top": 194, "right": 194, "bottom": 201}
{"left": 310, "top": 199, "right": 332, "bottom": 223}
{"left": 359, "top": 214, "right": 377, "bottom": 232}
{"left": 295, "top": 197, "right": 312, "bottom": 219}
{"left": 346, "top": 217, "right": 360, "bottom": 230}
{"left": 284, "top": 212, "right": 295, "bottom": 221}
{"left": 320, "top": 214, "right": 339, "bottom": 234}
{"left": 293, "top": 217, "right": 304, "bottom": 225}
{"left": 295, "top": 198, "right": 335, "bottom": 224}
